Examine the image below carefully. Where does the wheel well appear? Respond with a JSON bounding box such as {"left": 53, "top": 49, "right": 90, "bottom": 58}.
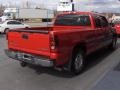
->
{"left": 4, "top": 28, "right": 9, "bottom": 32}
{"left": 5, "top": 28, "right": 9, "bottom": 30}
{"left": 72, "top": 43, "right": 86, "bottom": 55}
{"left": 68, "top": 43, "right": 86, "bottom": 72}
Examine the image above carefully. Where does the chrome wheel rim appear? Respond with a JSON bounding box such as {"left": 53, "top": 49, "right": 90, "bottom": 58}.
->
{"left": 75, "top": 53, "right": 83, "bottom": 71}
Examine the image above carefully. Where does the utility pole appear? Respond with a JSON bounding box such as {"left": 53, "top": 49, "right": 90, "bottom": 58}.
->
{"left": 71, "top": 0, "right": 74, "bottom": 11}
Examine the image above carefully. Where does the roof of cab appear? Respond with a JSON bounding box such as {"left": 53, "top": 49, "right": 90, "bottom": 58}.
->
{"left": 58, "top": 11, "right": 104, "bottom": 17}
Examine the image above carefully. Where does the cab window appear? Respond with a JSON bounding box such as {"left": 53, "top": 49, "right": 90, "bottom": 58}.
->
{"left": 100, "top": 16, "right": 108, "bottom": 27}
{"left": 54, "top": 14, "right": 91, "bottom": 26}
{"left": 95, "top": 17, "right": 101, "bottom": 28}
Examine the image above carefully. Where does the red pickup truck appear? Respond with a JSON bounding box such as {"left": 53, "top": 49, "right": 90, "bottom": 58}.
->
{"left": 5, "top": 12, "right": 117, "bottom": 74}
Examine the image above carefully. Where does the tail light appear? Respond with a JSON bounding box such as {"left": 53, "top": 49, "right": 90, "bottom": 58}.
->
{"left": 50, "top": 32, "right": 59, "bottom": 51}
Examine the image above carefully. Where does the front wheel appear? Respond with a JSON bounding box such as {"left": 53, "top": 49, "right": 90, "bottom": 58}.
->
{"left": 108, "top": 38, "right": 117, "bottom": 50}
{"left": 71, "top": 49, "right": 85, "bottom": 75}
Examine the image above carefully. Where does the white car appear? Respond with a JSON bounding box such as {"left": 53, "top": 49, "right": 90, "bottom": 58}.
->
{"left": 0, "top": 20, "right": 30, "bottom": 33}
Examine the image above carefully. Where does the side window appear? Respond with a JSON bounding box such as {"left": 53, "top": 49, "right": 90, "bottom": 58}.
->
{"left": 14, "top": 21, "right": 22, "bottom": 25}
{"left": 7, "top": 21, "right": 14, "bottom": 24}
{"left": 7, "top": 21, "right": 22, "bottom": 25}
{"left": 95, "top": 17, "right": 101, "bottom": 28}
{"left": 100, "top": 16, "right": 108, "bottom": 27}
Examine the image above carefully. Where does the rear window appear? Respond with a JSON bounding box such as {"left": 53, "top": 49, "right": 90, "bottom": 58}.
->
{"left": 54, "top": 14, "right": 91, "bottom": 26}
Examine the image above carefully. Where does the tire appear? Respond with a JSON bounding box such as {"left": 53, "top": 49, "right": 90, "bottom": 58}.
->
{"left": 20, "top": 61, "right": 27, "bottom": 67}
{"left": 108, "top": 37, "right": 117, "bottom": 50}
{"left": 71, "top": 49, "right": 85, "bottom": 75}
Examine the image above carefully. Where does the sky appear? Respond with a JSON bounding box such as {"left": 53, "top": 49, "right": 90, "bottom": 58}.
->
{"left": 78, "top": 0, "right": 120, "bottom": 12}
{"left": 0, "top": 0, "right": 120, "bottom": 13}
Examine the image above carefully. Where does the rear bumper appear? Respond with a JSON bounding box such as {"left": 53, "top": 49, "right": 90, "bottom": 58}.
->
{"left": 5, "top": 49, "right": 54, "bottom": 67}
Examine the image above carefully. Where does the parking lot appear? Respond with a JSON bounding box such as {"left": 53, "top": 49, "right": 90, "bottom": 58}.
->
{"left": 0, "top": 34, "right": 119, "bottom": 90}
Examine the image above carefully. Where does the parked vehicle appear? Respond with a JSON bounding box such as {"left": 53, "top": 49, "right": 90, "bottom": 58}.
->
{"left": 5, "top": 12, "right": 117, "bottom": 75}
{"left": 0, "top": 8, "right": 54, "bottom": 22}
{"left": 0, "top": 20, "right": 29, "bottom": 33}
{"left": 112, "top": 21, "right": 120, "bottom": 36}
{"left": 112, "top": 16, "right": 120, "bottom": 23}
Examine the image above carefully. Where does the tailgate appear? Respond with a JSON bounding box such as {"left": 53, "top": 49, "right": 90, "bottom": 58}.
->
{"left": 7, "top": 29, "right": 51, "bottom": 57}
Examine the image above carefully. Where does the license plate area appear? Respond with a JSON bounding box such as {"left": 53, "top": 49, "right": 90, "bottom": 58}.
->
{"left": 23, "top": 53, "right": 32, "bottom": 61}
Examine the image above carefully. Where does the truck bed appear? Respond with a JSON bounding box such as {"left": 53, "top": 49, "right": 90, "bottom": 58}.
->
{"left": 7, "top": 27, "right": 53, "bottom": 57}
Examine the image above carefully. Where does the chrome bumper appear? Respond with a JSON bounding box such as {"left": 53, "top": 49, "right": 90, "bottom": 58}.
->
{"left": 5, "top": 49, "right": 54, "bottom": 67}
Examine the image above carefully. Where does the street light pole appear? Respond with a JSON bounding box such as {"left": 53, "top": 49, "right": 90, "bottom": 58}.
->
{"left": 71, "top": 0, "right": 74, "bottom": 11}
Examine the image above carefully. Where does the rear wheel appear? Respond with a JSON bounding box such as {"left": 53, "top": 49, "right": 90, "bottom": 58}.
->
{"left": 71, "top": 49, "right": 85, "bottom": 75}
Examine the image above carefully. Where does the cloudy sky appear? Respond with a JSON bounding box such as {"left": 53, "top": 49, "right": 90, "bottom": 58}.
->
{"left": 78, "top": 0, "right": 120, "bottom": 12}
{"left": 0, "top": 0, "right": 120, "bottom": 13}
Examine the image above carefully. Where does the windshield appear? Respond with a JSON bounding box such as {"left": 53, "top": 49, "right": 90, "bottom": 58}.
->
{"left": 3, "top": 13, "right": 11, "bottom": 16}
{"left": 54, "top": 14, "right": 91, "bottom": 26}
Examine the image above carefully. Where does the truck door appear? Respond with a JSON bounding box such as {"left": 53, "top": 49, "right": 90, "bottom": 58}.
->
{"left": 100, "top": 16, "right": 113, "bottom": 45}
{"left": 94, "top": 16, "right": 106, "bottom": 49}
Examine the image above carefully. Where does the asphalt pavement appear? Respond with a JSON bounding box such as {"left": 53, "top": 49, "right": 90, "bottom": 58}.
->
{"left": 0, "top": 35, "right": 120, "bottom": 90}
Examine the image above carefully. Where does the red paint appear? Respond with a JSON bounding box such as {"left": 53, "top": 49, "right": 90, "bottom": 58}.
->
{"left": 115, "top": 24, "right": 120, "bottom": 35}
{"left": 6, "top": 12, "right": 117, "bottom": 67}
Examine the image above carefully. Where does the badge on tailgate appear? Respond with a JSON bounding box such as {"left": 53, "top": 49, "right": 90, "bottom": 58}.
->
{"left": 22, "top": 34, "right": 29, "bottom": 39}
